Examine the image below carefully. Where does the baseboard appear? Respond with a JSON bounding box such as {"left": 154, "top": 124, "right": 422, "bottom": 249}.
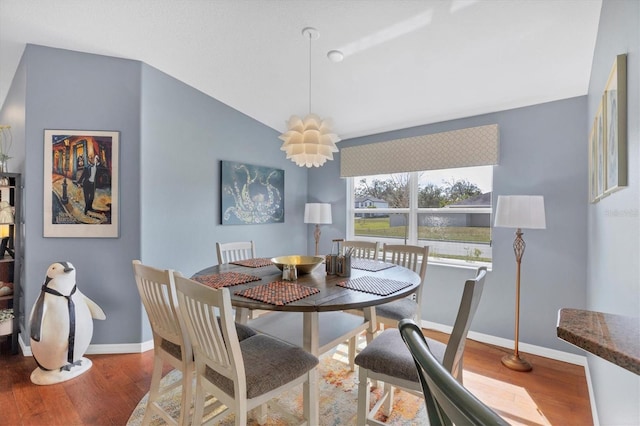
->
{"left": 19, "top": 334, "right": 153, "bottom": 356}
{"left": 420, "top": 320, "right": 588, "bottom": 366}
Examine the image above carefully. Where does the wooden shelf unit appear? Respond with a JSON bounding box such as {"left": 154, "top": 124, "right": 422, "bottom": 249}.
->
{"left": 0, "top": 173, "right": 22, "bottom": 355}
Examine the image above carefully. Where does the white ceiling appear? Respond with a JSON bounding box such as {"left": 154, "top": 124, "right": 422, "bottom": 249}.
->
{"left": 0, "top": 0, "right": 601, "bottom": 140}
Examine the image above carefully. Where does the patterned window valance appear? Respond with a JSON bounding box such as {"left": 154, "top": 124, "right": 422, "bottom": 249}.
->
{"left": 340, "top": 124, "right": 499, "bottom": 177}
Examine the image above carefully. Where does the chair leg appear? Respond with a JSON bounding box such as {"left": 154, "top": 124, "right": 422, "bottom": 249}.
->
{"left": 178, "top": 363, "right": 194, "bottom": 426}
{"left": 255, "top": 403, "right": 268, "bottom": 425}
{"left": 191, "top": 377, "right": 206, "bottom": 426}
{"left": 348, "top": 336, "right": 357, "bottom": 371}
{"left": 357, "top": 366, "right": 371, "bottom": 426}
{"left": 236, "top": 398, "right": 248, "bottom": 426}
{"left": 382, "top": 382, "right": 394, "bottom": 416}
{"left": 142, "top": 355, "right": 164, "bottom": 425}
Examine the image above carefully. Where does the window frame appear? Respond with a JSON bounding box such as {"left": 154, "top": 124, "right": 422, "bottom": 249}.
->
{"left": 346, "top": 172, "right": 493, "bottom": 268}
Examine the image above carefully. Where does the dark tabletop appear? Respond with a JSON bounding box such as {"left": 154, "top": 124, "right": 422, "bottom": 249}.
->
{"left": 192, "top": 260, "right": 421, "bottom": 313}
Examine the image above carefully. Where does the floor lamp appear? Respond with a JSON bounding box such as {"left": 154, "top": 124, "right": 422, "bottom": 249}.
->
{"left": 304, "top": 203, "right": 332, "bottom": 256}
{"left": 494, "top": 195, "right": 546, "bottom": 372}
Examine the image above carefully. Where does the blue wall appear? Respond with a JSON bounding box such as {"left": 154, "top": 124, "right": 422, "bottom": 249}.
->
{"left": 22, "top": 45, "right": 143, "bottom": 345}
{"left": 586, "top": 1, "right": 640, "bottom": 424}
{"left": 138, "top": 64, "right": 309, "bottom": 277}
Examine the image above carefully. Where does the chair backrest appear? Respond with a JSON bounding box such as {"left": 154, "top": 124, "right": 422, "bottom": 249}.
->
{"left": 442, "top": 266, "right": 487, "bottom": 382}
{"left": 173, "top": 272, "right": 245, "bottom": 398}
{"left": 216, "top": 241, "right": 256, "bottom": 264}
{"left": 381, "top": 244, "right": 429, "bottom": 316}
{"left": 342, "top": 240, "right": 379, "bottom": 260}
{"left": 382, "top": 244, "right": 429, "bottom": 279}
{"left": 132, "top": 260, "right": 190, "bottom": 351}
{"left": 399, "top": 319, "right": 508, "bottom": 426}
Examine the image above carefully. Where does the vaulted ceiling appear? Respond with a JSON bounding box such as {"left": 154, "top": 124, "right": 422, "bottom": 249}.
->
{"left": 0, "top": 0, "right": 601, "bottom": 139}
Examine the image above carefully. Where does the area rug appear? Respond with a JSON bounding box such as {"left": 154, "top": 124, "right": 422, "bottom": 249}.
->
{"left": 127, "top": 344, "right": 426, "bottom": 425}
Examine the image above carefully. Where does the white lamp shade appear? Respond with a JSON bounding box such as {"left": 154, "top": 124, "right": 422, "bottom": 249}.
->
{"left": 304, "top": 203, "right": 332, "bottom": 224}
{"left": 494, "top": 195, "right": 546, "bottom": 229}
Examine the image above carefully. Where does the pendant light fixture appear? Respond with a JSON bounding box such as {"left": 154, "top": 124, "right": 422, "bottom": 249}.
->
{"left": 279, "top": 27, "right": 340, "bottom": 168}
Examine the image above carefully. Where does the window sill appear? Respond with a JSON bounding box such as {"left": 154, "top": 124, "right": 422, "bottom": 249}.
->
{"left": 427, "top": 257, "right": 492, "bottom": 272}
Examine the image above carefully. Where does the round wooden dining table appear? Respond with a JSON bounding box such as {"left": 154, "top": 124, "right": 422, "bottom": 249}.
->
{"left": 192, "top": 258, "right": 421, "bottom": 424}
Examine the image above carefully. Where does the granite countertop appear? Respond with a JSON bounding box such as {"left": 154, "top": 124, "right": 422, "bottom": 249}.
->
{"left": 557, "top": 308, "right": 640, "bottom": 375}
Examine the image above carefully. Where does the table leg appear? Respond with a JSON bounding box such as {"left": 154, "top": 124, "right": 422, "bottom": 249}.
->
{"left": 303, "top": 312, "right": 319, "bottom": 425}
{"left": 363, "top": 306, "right": 377, "bottom": 344}
{"left": 235, "top": 307, "right": 250, "bottom": 324}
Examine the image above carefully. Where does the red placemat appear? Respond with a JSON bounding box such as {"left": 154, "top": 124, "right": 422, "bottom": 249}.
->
{"left": 337, "top": 276, "right": 412, "bottom": 296}
{"left": 234, "top": 281, "right": 319, "bottom": 306}
{"left": 230, "top": 258, "right": 273, "bottom": 268}
{"left": 194, "top": 272, "right": 261, "bottom": 289}
{"left": 351, "top": 258, "right": 397, "bottom": 272}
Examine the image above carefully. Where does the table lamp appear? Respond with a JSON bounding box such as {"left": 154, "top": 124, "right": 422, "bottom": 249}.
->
{"left": 494, "top": 195, "right": 546, "bottom": 371}
{"left": 304, "top": 203, "right": 332, "bottom": 256}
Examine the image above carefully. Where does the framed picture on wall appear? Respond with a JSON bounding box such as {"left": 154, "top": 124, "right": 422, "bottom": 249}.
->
{"left": 588, "top": 117, "right": 599, "bottom": 203}
{"left": 43, "top": 129, "right": 119, "bottom": 237}
{"left": 220, "top": 160, "right": 284, "bottom": 225}
{"left": 603, "top": 53, "right": 627, "bottom": 196}
{"left": 588, "top": 98, "right": 606, "bottom": 203}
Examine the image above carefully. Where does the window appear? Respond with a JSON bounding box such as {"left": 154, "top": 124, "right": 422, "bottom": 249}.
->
{"left": 347, "top": 166, "right": 493, "bottom": 265}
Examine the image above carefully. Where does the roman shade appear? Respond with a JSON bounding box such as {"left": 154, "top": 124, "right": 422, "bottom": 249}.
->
{"left": 340, "top": 124, "right": 499, "bottom": 177}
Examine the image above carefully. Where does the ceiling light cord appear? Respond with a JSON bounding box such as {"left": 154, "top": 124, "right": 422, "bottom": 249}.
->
{"left": 307, "top": 29, "right": 312, "bottom": 115}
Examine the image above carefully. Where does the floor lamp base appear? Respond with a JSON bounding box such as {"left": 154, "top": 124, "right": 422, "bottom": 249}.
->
{"left": 501, "top": 353, "right": 532, "bottom": 372}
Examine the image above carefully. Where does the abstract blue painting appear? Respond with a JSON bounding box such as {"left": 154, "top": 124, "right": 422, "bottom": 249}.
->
{"left": 220, "top": 160, "right": 284, "bottom": 225}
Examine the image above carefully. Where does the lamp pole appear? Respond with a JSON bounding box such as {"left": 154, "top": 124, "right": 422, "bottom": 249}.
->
{"left": 313, "top": 223, "right": 321, "bottom": 256}
{"left": 502, "top": 228, "right": 532, "bottom": 371}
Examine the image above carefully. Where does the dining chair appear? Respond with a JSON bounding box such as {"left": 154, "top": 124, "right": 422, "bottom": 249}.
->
{"left": 132, "top": 260, "right": 194, "bottom": 426}
{"left": 173, "top": 271, "right": 319, "bottom": 426}
{"left": 376, "top": 244, "right": 429, "bottom": 328}
{"left": 341, "top": 240, "right": 380, "bottom": 260}
{"left": 345, "top": 243, "right": 427, "bottom": 371}
{"left": 354, "top": 266, "right": 488, "bottom": 425}
{"left": 216, "top": 240, "right": 266, "bottom": 322}
{"left": 340, "top": 240, "right": 380, "bottom": 368}
{"left": 216, "top": 240, "right": 256, "bottom": 265}
{"left": 399, "top": 318, "right": 508, "bottom": 426}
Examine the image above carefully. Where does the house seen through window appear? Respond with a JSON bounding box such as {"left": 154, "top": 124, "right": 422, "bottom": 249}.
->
{"left": 347, "top": 165, "right": 493, "bottom": 265}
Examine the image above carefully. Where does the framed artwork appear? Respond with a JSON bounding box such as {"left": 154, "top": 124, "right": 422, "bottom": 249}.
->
{"left": 596, "top": 99, "right": 605, "bottom": 200}
{"left": 588, "top": 54, "right": 627, "bottom": 203}
{"left": 603, "top": 54, "right": 627, "bottom": 196}
{"left": 588, "top": 98, "right": 605, "bottom": 203}
{"left": 588, "top": 118, "right": 599, "bottom": 203}
{"left": 43, "top": 130, "right": 119, "bottom": 237}
{"left": 220, "top": 160, "right": 284, "bottom": 225}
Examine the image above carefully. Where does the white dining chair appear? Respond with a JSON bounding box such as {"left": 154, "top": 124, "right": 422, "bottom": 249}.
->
{"left": 341, "top": 240, "right": 380, "bottom": 260}
{"left": 376, "top": 244, "right": 429, "bottom": 328}
{"left": 355, "top": 267, "right": 488, "bottom": 425}
{"left": 132, "top": 260, "right": 193, "bottom": 426}
{"left": 173, "top": 271, "right": 319, "bottom": 425}
{"left": 216, "top": 241, "right": 256, "bottom": 265}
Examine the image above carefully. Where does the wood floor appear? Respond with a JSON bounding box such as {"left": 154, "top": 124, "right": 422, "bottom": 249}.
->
{"left": 0, "top": 330, "right": 592, "bottom": 426}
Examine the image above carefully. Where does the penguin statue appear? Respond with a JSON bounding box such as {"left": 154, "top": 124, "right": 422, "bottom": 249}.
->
{"left": 29, "top": 261, "right": 106, "bottom": 385}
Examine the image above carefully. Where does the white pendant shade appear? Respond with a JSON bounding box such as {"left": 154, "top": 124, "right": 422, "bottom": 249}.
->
{"left": 279, "top": 113, "right": 341, "bottom": 168}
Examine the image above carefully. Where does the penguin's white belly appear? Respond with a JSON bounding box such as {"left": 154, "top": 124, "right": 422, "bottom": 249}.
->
{"left": 31, "top": 294, "right": 94, "bottom": 370}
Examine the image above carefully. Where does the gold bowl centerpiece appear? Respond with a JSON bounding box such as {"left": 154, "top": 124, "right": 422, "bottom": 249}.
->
{"left": 271, "top": 255, "right": 324, "bottom": 274}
